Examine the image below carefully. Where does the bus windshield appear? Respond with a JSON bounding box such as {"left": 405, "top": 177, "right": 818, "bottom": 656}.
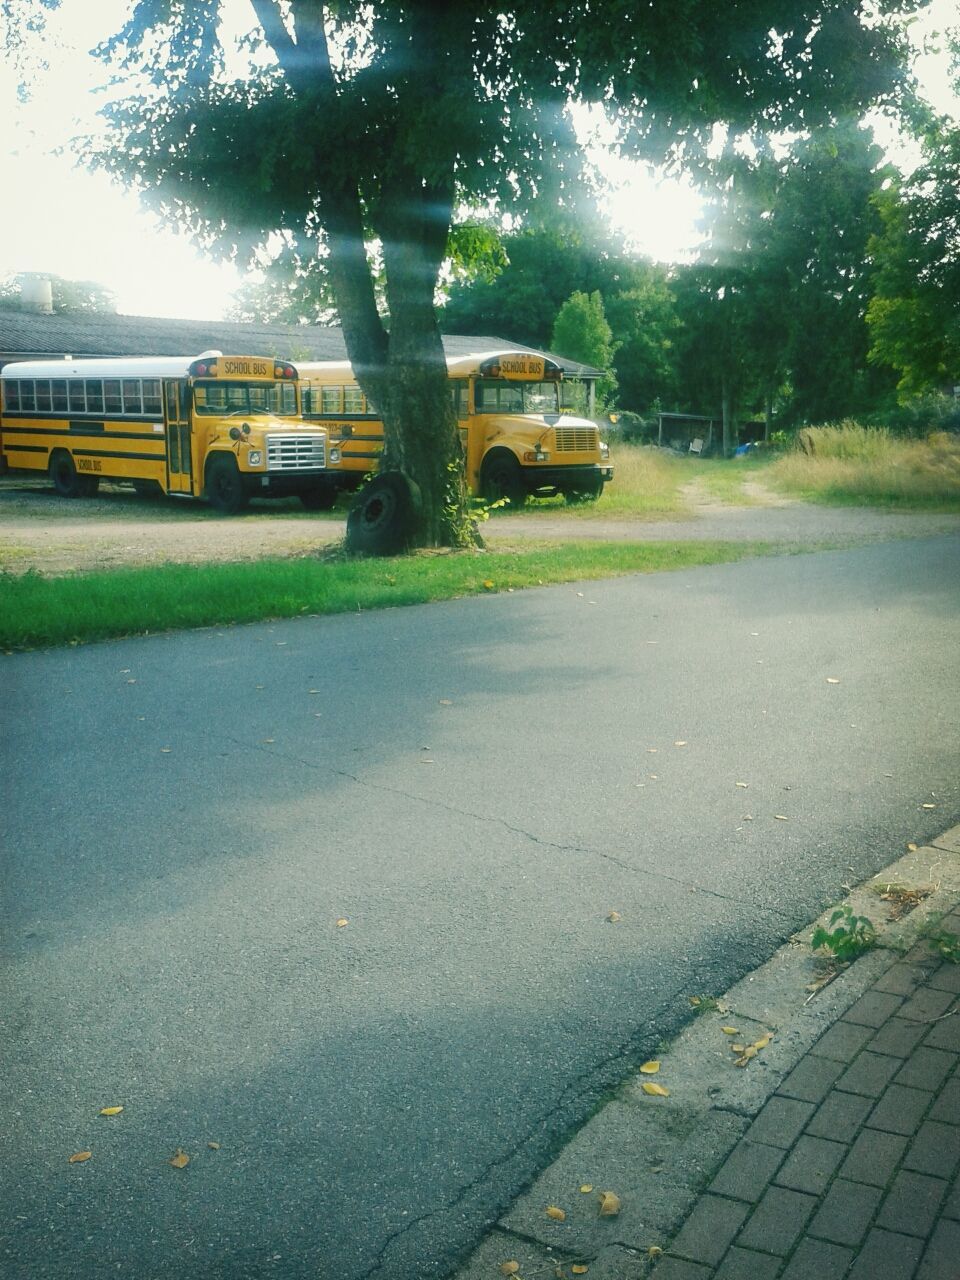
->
{"left": 193, "top": 381, "right": 298, "bottom": 417}
{"left": 474, "top": 379, "right": 561, "bottom": 415}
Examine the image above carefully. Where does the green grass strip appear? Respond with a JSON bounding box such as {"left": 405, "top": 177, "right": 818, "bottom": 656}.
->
{"left": 0, "top": 541, "right": 775, "bottom": 651}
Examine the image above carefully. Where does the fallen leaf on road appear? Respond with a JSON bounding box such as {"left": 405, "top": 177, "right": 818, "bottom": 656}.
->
{"left": 579, "top": 1184, "right": 593, "bottom": 1193}
{"left": 731, "top": 1044, "right": 746, "bottom": 1053}
{"left": 572, "top": 1266, "right": 589, "bottom": 1274}
{"left": 69, "top": 1151, "right": 92, "bottom": 1164}
{"left": 598, "top": 1191, "right": 621, "bottom": 1216}
{"left": 99, "top": 1106, "right": 123, "bottom": 1116}
{"left": 922, "top": 803, "right": 936, "bottom": 810}
{"left": 639, "top": 1060, "right": 660, "bottom": 1074}
{"left": 606, "top": 911, "right": 622, "bottom": 923}
{"left": 753, "top": 1035, "right": 771, "bottom": 1049}
{"left": 438, "top": 699, "right": 453, "bottom": 705}
{"left": 208, "top": 1142, "right": 221, "bottom": 1150}
{"left": 647, "top": 1246, "right": 664, "bottom": 1258}
{"left": 642, "top": 1082, "right": 669, "bottom": 1097}
{"left": 736, "top": 782, "right": 749, "bottom": 788}
{"left": 721, "top": 1027, "right": 739, "bottom": 1036}
{"left": 826, "top": 678, "right": 841, "bottom": 684}
{"left": 907, "top": 843, "right": 918, "bottom": 851}
{"left": 774, "top": 814, "right": 789, "bottom": 821}
{"left": 336, "top": 918, "right": 349, "bottom": 928}
{"left": 169, "top": 1149, "right": 190, "bottom": 1169}
{"left": 500, "top": 1264, "right": 520, "bottom": 1276}
{"left": 674, "top": 740, "right": 687, "bottom": 747}
{"left": 545, "top": 1205, "right": 566, "bottom": 1221}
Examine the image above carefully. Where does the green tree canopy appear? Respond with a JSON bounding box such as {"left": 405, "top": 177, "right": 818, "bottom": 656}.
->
{"left": 10, "top": 0, "right": 920, "bottom": 545}
{"left": 551, "top": 290, "right": 618, "bottom": 409}
{"left": 867, "top": 106, "right": 960, "bottom": 397}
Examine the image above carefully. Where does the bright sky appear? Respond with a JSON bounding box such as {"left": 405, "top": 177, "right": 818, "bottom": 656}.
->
{"left": 0, "top": 1, "right": 956, "bottom": 321}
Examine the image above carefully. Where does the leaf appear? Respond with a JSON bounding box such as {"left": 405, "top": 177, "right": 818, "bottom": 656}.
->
{"left": 208, "top": 1141, "right": 221, "bottom": 1150}
{"left": 606, "top": 911, "right": 622, "bottom": 923}
{"left": 572, "top": 1267, "right": 589, "bottom": 1275}
{"left": 647, "top": 1246, "right": 664, "bottom": 1258}
{"left": 169, "top": 1149, "right": 190, "bottom": 1169}
{"left": 826, "top": 677, "right": 841, "bottom": 684}
{"left": 736, "top": 781, "right": 749, "bottom": 788}
{"left": 336, "top": 918, "right": 349, "bottom": 928}
{"left": 922, "top": 803, "right": 936, "bottom": 809}
{"left": 642, "top": 1082, "right": 669, "bottom": 1096}
{"left": 731, "top": 1044, "right": 747, "bottom": 1053}
{"left": 721, "top": 1026, "right": 739, "bottom": 1035}
{"left": 598, "top": 1191, "right": 621, "bottom": 1216}
{"left": 674, "top": 740, "right": 687, "bottom": 747}
{"left": 99, "top": 1106, "right": 123, "bottom": 1116}
{"left": 69, "top": 1151, "right": 92, "bottom": 1163}
{"left": 639, "top": 1060, "right": 660, "bottom": 1074}
{"left": 774, "top": 814, "right": 789, "bottom": 821}
{"left": 438, "top": 699, "right": 453, "bottom": 705}
{"left": 753, "top": 1035, "right": 771, "bottom": 1049}
{"left": 545, "top": 1205, "right": 566, "bottom": 1221}
{"left": 500, "top": 1264, "right": 520, "bottom": 1276}
{"left": 579, "top": 1184, "right": 593, "bottom": 1193}
{"left": 907, "top": 842, "right": 918, "bottom": 851}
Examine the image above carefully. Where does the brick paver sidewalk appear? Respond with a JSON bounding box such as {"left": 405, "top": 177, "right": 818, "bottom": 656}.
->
{"left": 653, "top": 910, "right": 960, "bottom": 1280}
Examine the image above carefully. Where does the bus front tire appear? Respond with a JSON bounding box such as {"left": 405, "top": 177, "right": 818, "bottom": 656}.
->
{"left": 300, "top": 484, "right": 338, "bottom": 511}
{"left": 205, "top": 456, "right": 250, "bottom": 514}
{"left": 480, "top": 452, "right": 526, "bottom": 508}
{"left": 50, "top": 451, "right": 98, "bottom": 498}
{"left": 345, "top": 472, "right": 420, "bottom": 556}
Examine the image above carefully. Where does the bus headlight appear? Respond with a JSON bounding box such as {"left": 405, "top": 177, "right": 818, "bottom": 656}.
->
{"left": 247, "top": 450, "right": 263, "bottom": 466}
{"left": 600, "top": 442, "right": 610, "bottom": 460}
{"left": 329, "top": 447, "right": 341, "bottom": 464}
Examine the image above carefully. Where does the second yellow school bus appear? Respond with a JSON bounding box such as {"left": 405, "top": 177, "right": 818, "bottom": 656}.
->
{"left": 299, "top": 349, "right": 613, "bottom": 505}
{"left": 0, "top": 352, "right": 332, "bottom": 513}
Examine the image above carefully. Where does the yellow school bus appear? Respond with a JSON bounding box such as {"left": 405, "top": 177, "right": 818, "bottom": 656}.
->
{"left": 0, "top": 352, "right": 332, "bottom": 513}
{"left": 299, "top": 349, "right": 613, "bottom": 505}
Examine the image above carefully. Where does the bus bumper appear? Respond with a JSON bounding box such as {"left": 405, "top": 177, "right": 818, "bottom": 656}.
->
{"left": 520, "top": 463, "right": 612, "bottom": 496}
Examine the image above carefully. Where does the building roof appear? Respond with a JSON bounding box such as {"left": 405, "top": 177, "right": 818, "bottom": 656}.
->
{"left": 0, "top": 308, "right": 601, "bottom": 378}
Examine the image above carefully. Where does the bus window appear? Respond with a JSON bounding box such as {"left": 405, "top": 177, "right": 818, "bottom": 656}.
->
{"left": 122, "top": 380, "right": 142, "bottom": 414}
{"left": 85, "top": 380, "right": 104, "bottom": 414}
{"left": 344, "top": 385, "right": 364, "bottom": 414}
{"left": 142, "top": 380, "right": 162, "bottom": 415}
{"left": 450, "top": 380, "right": 468, "bottom": 418}
{"left": 51, "top": 380, "right": 68, "bottom": 412}
{"left": 68, "top": 382, "right": 85, "bottom": 412}
{"left": 35, "top": 380, "right": 52, "bottom": 411}
{"left": 474, "top": 379, "right": 560, "bottom": 414}
{"left": 321, "top": 386, "right": 342, "bottom": 413}
{"left": 3, "top": 381, "right": 19, "bottom": 411}
{"left": 104, "top": 380, "right": 122, "bottom": 414}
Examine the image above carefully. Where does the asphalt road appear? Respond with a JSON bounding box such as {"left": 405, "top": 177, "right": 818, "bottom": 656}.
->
{"left": 2, "top": 535, "right": 959, "bottom": 1279}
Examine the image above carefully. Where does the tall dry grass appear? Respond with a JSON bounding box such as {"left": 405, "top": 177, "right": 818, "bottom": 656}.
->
{"left": 770, "top": 424, "right": 960, "bottom": 507}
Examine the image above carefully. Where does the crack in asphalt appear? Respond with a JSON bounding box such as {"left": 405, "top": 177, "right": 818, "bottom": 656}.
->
{"left": 232, "top": 733, "right": 797, "bottom": 924}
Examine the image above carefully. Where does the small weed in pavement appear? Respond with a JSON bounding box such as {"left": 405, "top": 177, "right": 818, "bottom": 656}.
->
{"left": 926, "top": 928, "right": 960, "bottom": 964}
{"left": 812, "top": 905, "right": 877, "bottom": 963}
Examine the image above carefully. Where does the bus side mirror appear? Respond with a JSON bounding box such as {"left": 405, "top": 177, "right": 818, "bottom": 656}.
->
{"left": 229, "top": 427, "right": 242, "bottom": 440}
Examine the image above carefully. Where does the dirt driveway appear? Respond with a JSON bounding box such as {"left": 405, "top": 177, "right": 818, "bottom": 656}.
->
{"left": 1, "top": 476, "right": 958, "bottom": 576}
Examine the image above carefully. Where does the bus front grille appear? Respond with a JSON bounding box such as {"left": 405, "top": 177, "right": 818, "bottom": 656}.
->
{"left": 554, "top": 426, "right": 599, "bottom": 452}
{"left": 266, "top": 434, "right": 326, "bottom": 472}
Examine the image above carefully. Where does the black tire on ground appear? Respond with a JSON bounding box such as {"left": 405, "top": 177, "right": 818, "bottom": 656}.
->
{"left": 205, "top": 455, "right": 250, "bottom": 514}
{"left": 132, "top": 479, "right": 163, "bottom": 499}
{"left": 480, "top": 451, "right": 527, "bottom": 508}
{"left": 564, "top": 476, "right": 604, "bottom": 504}
{"left": 49, "top": 451, "right": 90, "bottom": 498}
{"left": 345, "top": 472, "right": 421, "bottom": 556}
{"left": 300, "top": 484, "right": 339, "bottom": 511}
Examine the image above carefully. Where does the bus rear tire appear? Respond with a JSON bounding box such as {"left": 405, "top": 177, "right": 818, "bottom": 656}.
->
{"left": 50, "top": 451, "right": 96, "bottom": 498}
{"left": 480, "top": 451, "right": 526, "bottom": 508}
{"left": 300, "top": 484, "right": 338, "bottom": 511}
{"left": 345, "top": 472, "right": 420, "bottom": 556}
{"left": 205, "top": 456, "right": 250, "bottom": 514}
